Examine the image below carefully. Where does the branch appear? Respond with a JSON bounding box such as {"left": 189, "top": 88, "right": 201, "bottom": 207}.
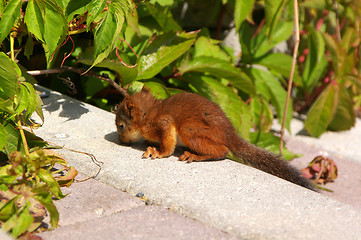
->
{"left": 27, "top": 66, "right": 128, "bottom": 97}
{"left": 280, "top": 0, "right": 300, "bottom": 155}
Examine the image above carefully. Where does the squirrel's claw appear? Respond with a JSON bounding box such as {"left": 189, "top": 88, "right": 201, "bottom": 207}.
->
{"left": 179, "top": 151, "right": 197, "bottom": 163}
{"left": 143, "top": 146, "right": 161, "bottom": 159}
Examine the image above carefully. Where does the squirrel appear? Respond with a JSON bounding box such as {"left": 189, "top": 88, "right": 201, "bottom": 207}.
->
{"left": 115, "top": 88, "right": 316, "bottom": 191}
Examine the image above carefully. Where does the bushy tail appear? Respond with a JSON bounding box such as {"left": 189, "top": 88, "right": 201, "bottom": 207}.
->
{"left": 228, "top": 137, "right": 316, "bottom": 191}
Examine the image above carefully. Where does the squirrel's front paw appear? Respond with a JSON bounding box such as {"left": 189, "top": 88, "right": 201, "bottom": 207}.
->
{"left": 143, "top": 146, "right": 161, "bottom": 159}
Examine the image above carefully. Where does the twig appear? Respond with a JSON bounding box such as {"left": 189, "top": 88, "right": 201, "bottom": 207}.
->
{"left": 27, "top": 66, "right": 128, "bottom": 97}
{"left": 280, "top": 0, "right": 300, "bottom": 154}
{"left": 47, "top": 141, "right": 104, "bottom": 182}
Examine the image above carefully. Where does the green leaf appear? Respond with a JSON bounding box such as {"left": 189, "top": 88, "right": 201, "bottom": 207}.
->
{"left": 250, "top": 68, "right": 293, "bottom": 132}
{"left": 78, "top": 50, "right": 138, "bottom": 86}
{"left": 144, "top": 82, "right": 171, "bottom": 99}
{"left": 37, "top": 169, "right": 65, "bottom": 200}
{"left": 193, "top": 36, "right": 230, "bottom": 61}
{"left": 85, "top": 0, "right": 107, "bottom": 30}
{"left": 94, "top": 4, "right": 117, "bottom": 57}
{"left": 24, "top": 35, "right": 34, "bottom": 59}
{"left": 90, "top": 2, "right": 126, "bottom": 70}
{"left": 22, "top": 82, "right": 38, "bottom": 121}
{"left": 35, "top": 94, "right": 44, "bottom": 124}
{"left": 0, "top": 0, "right": 21, "bottom": 43}
{"left": 25, "top": 0, "right": 68, "bottom": 63}
{"left": 250, "top": 132, "right": 301, "bottom": 160}
{"left": 323, "top": 33, "right": 347, "bottom": 76}
{"left": 0, "top": 1, "right": 4, "bottom": 12}
{"left": 234, "top": 0, "right": 255, "bottom": 32}
{"left": 186, "top": 73, "right": 252, "bottom": 140}
{"left": 127, "top": 80, "right": 144, "bottom": 94}
{"left": 10, "top": 202, "right": 34, "bottom": 238}
{"left": 1, "top": 123, "right": 46, "bottom": 156}
{"left": 343, "top": 74, "right": 361, "bottom": 90}
{"left": 14, "top": 82, "right": 38, "bottom": 122}
{"left": 178, "top": 56, "right": 255, "bottom": 95}
{"left": 250, "top": 96, "right": 274, "bottom": 132}
{"left": 0, "top": 164, "right": 18, "bottom": 185}
{"left": 300, "top": 0, "right": 328, "bottom": 10}
{"left": 239, "top": 21, "right": 294, "bottom": 62}
{"left": 14, "top": 83, "right": 30, "bottom": 117}
{"left": 24, "top": 0, "right": 45, "bottom": 42}
{"left": 137, "top": 31, "right": 197, "bottom": 80}
{"left": 302, "top": 29, "right": 327, "bottom": 91}
{"left": 2, "top": 122, "right": 23, "bottom": 155}
{"left": 0, "top": 98, "right": 16, "bottom": 119}
{"left": 254, "top": 21, "right": 293, "bottom": 58}
{"left": 65, "top": 0, "right": 93, "bottom": 20}
{"left": 328, "top": 86, "right": 355, "bottom": 131}
{"left": 33, "top": 191, "right": 59, "bottom": 229}
{"left": 256, "top": 52, "right": 301, "bottom": 84}
{"left": 305, "top": 84, "right": 339, "bottom": 137}
{"left": 0, "top": 197, "right": 17, "bottom": 222}
{"left": 43, "top": 0, "right": 68, "bottom": 62}
{"left": 0, "top": 123, "right": 7, "bottom": 151}
{"left": 264, "top": 0, "right": 287, "bottom": 38}
{"left": 0, "top": 52, "right": 20, "bottom": 99}
{"left": 146, "top": 1, "right": 181, "bottom": 32}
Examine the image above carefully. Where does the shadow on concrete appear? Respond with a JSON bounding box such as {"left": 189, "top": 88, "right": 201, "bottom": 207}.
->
{"left": 104, "top": 131, "right": 148, "bottom": 152}
{"left": 104, "top": 131, "right": 223, "bottom": 163}
{"left": 42, "top": 92, "right": 89, "bottom": 121}
{"left": 104, "top": 131, "right": 119, "bottom": 144}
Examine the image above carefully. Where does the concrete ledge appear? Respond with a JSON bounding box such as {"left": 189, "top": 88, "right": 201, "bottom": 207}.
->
{"left": 34, "top": 90, "right": 361, "bottom": 239}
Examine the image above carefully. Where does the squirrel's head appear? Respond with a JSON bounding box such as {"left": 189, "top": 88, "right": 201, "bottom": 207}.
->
{"left": 115, "top": 95, "right": 143, "bottom": 144}
{"left": 115, "top": 87, "right": 156, "bottom": 144}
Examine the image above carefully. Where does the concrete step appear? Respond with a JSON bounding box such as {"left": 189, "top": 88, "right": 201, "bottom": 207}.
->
{"left": 34, "top": 90, "right": 361, "bottom": 240}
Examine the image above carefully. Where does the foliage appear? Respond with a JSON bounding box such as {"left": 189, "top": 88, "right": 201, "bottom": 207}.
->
{"left": 0, "top": 0, "right": 358, "bottom": 148}
{"left": 0, "top": 1, "right": 79, "bottom": 235}
{"left": 0, "top": 0, "right": 360, "bottom": 234}
{"left": 0, "top": 50, "right": 77, "bottom": 237}
{"left": 74, "top": 0, "right": 360, "bottom": 139}
{"left": 297, "top": 1, "right": 361, "bottom": 137}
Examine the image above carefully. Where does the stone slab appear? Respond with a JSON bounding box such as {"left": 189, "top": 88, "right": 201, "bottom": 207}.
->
{"left": 39, "top": 205, "right": 238, "bottom": 240}
{"left": 51, "top": 173, "right": 144, "bottom": 227}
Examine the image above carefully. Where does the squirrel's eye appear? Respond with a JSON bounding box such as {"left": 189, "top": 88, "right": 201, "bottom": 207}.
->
{"left": 118, "top": 123, "right": 124, "bottom": 131}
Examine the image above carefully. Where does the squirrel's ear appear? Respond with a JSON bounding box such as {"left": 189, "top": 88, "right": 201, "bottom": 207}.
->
{"left": 123, "top": 98, "right": 134, "bottom": 111}
{"left": 123, "top": 98, "right": 134, "bottom": 119}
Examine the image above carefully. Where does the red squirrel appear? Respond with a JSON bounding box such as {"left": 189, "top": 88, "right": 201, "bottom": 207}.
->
{"left": 115, "top": 88, "right": 315, "bottom": 191}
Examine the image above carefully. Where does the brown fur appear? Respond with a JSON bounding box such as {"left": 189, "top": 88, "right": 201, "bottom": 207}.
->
{"left": 115, "top": 88, "right": 316, "bottom": 191}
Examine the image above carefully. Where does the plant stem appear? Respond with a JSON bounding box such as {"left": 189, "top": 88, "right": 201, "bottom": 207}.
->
{"left": 333, "top": 0, "right": 341, "bottom": 42}
{"left": 17, "top": 116, "right": 30, "bottom": 155}
{"left": 10, "top": 33, "right": 15, "bottom": 61}
{"left": 11, "top": 34, "right": 30, "bottom": 155}
{"left": 280, "top": 0, "right": 300, "bottom": 155}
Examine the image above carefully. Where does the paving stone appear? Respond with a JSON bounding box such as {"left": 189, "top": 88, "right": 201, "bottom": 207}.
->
{"left": 39, "top": 205, "right": 239, "bottom": 240}
{"left": 52, "top": 174, "right": 144, "bottom": 227}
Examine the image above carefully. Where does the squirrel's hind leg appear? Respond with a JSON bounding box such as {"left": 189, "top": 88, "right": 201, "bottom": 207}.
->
{"left": 178, "top": 148, "right": 228, "bottom": 163}
{"left": 178, "top": 138, "right": 229, "bottom": 163}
